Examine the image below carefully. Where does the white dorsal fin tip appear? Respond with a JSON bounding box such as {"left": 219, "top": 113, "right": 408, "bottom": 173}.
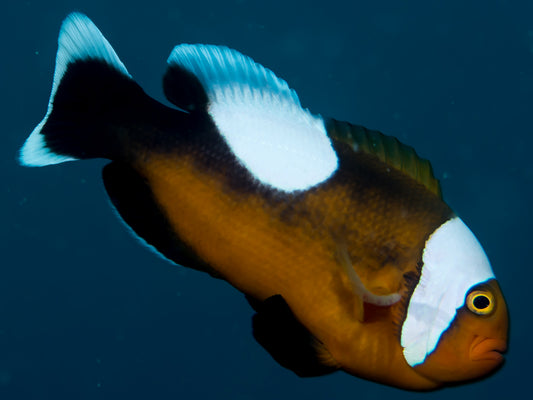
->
{"left": 167, "top": 44, "right": 339, "bottom": 191}
{"left": 167, "top": 44, "right": 300, "bottom": 107}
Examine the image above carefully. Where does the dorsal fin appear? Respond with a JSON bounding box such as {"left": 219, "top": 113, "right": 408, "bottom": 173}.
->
{"left": 326, "top": 119, "right": 442, "bottom": 198}
{"left": 166, "top": 44, "right": 301, "bottom": 108}
{"left": 165, "top": 45, "right": 338, "bottom": 192}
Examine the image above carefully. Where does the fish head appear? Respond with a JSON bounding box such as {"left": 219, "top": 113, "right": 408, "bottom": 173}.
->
{"left": 412, "top": 279, "right": 508, "bottom": 384}
{"left": 401, "top": 217, "right": 508, "bottom": 385}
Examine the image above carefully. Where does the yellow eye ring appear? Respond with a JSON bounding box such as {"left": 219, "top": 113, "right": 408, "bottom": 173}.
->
{"left": 466, "top": 290, "right": 495, "bottom": 315}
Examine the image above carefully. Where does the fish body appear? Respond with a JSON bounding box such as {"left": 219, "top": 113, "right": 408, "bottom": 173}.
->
{"left": 20, "top": 13, "right": 508, "bottom": 390}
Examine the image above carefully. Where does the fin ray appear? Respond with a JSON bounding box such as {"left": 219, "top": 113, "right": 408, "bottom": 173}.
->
{"left": 166, "top": 45, "right": 339, "bottom": 192}
{"left": 20, "top": 12, "right": 131, "bottom": 166}
{"left": 326, "top": 119, "right": 442, "bottom": 198}
{"left": 102, "top": 162, "right": 220, "bottom": 277}
{"left": 167, "top": 44, "right": 301, "bottom": 107}
{"left": 336, "top": 244, "right": 401, "bottom": 312}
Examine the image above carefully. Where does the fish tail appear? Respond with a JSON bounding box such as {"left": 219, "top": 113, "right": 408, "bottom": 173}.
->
{"left": 19, "top": 13, "right": 158, "bottom": 166}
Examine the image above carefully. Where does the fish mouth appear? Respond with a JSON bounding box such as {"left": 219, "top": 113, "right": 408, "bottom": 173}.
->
{"left": 470, "top": 336, "right": 507, "bottom": 362}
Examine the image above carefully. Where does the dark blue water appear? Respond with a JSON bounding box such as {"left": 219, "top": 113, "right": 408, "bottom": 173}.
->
{"left": 2, "top": 0, "right": 531, "bottom": 398}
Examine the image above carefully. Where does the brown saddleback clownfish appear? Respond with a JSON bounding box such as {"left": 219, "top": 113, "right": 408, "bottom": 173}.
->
{"left": 19, "top": 13, "right": 508, "bottom": 390}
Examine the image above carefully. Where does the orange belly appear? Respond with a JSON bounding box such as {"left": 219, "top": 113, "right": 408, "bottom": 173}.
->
{"left": 134, "top": 153, "right": 440, "bottom": 390}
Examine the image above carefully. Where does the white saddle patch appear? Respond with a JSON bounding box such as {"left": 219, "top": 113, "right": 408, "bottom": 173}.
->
{"left": 167, "top": 45, "right": 338, "bottom": 192}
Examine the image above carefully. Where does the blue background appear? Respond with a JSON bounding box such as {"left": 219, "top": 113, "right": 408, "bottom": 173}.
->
{"left": 1, "top": 0, "right": 531, "bottom": 398}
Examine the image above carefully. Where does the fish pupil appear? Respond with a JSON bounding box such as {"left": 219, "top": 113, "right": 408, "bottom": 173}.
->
{"left": 473, "top": 295, "right": 490, "bottom": 309}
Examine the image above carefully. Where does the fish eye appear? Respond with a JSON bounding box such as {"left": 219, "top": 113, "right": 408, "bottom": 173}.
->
{"left": 466, "top": 290, "right": 495, "bottom": 315}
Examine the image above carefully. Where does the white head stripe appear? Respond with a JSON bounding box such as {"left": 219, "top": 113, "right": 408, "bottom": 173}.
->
{"left": 167, "top": 45, "right": 338, "bottom": 192}
{"left": 401, "top": 217, "right": 495, "bottom": 366}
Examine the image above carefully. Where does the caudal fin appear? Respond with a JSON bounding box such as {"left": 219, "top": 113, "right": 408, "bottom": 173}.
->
{"left": 19, "top": 13, "right": 145, "bottom": 166}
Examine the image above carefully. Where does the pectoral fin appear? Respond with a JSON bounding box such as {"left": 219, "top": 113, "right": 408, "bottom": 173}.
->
{"left": 249, "top": 295, "right": 339, "bottom": 377}
{"left": 335, "top": 245, "right": 401, "bottom": 312}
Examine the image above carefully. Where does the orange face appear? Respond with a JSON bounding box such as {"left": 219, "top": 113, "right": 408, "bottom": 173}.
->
{"left": 413, "top": 279, "right": 508, "bottom": 384}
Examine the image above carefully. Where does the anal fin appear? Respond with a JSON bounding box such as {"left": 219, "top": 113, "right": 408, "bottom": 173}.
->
{"left": 249, "top": 295, "right": 339, "bottom": 377}
{"left": 102, "top": 162, "right": 218, "bottom": 276}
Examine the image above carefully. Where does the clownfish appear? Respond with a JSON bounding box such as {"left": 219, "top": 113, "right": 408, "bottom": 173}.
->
{"left": 19, "top": 13, "right": 508, "bottom": 390}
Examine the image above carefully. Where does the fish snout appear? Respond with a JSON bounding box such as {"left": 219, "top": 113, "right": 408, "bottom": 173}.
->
{"left": 470, "top": 336, "right": 507, "bottom": 362}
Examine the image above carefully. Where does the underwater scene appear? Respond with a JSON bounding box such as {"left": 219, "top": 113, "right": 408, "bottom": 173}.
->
{"left": 1, "top": 0, "right": 531, "bottom": 399}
